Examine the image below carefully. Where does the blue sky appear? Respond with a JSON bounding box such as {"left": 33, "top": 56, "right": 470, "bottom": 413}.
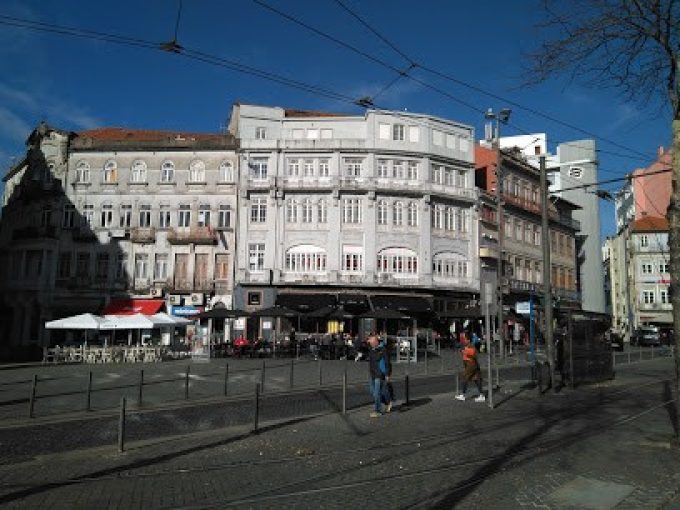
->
{"left": 0, "top": 0, "right": 671, "bottom": 237}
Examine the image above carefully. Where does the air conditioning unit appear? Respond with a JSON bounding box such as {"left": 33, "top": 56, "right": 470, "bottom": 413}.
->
{"left": 190, "top": 293, "right": 204, "bottom": 305}
{"left": 150, "top": 287, "right": 163, "bottom": 298}
{"left": 169, "top": 294, "right": 182, "bottom": 305}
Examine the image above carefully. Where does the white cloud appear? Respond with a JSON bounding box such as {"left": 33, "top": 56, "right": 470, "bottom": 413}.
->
{"left": 47, "top": 103, "right": 101, "bottom": 130}
{"left": 0, "top": 82, "right": 38, "bottom": 110}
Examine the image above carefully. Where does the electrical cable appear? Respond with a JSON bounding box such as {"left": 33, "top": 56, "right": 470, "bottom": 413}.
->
{"left": 326, "top": 0, "right": 653, "bottom": 161}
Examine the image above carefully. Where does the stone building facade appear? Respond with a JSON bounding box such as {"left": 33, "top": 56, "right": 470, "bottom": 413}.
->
{"left": 228, "top": 104, "right": 479, "bottom": 338}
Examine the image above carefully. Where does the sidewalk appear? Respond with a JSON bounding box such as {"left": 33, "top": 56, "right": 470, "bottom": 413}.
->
{"left": 0, "top": 358, "right": 678, "bottom": 509}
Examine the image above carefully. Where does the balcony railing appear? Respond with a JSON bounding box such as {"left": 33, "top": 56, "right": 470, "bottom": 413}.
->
{"left": 130, "top": 227, "right": 156, "bottom": 243}
{"left": 167, "top": 226, "right": 216, "bottom": 245}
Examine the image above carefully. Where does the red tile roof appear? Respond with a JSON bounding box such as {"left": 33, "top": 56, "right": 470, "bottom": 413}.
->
{"left": 76, "top": 127, "right": 225, "bottom": 142}
{"left": 632, "top": 216, "right": 669, "bottom": 232}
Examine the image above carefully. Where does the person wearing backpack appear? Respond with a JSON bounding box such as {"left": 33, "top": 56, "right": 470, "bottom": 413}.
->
{"left": 368, "top": 333, "right": 392, "bottom": 417}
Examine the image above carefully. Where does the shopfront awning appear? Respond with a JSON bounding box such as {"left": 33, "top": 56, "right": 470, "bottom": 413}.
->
{"left": 371, "top": 295, "right": 433, "bottom": 314}
{"left": 276, "top": 293, "right": 336, "bottom": 312}
{"left": 102, "top": 299, "right": 165, "bottom": 316}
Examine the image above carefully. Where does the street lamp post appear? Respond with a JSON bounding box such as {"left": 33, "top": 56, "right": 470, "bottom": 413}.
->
{"left": 485, "top": 107, "right": 511, "bottom": 361}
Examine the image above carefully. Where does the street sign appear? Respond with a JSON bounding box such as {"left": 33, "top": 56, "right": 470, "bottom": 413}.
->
{"left": 515, "top": 301, "right": 531, "bottom": 315}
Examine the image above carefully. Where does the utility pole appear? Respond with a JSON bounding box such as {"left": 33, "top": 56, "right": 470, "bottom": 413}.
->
{"left": 539, "top": 155, "right": 556, "bottom": 389}
{"left": 486, "top": 107, "right": 511, "bottom": 360}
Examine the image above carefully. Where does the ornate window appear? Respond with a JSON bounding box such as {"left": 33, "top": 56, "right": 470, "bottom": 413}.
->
{"left": 432, "top": 252, "right": 468, "bottom": 279}
{"left": 251, "top": 197, "right": 267, "bottom": 223}
{"left": 317, "top": 199, "right": 328, "bottom": 223}
{"left": 393, "top": 160, "right": 405, "bottom": 179}
{"left": 75, "top": 161, "right": 90, "bottom": 183}
{"left": 301, "top": 199, "right": 313, "bottom": 223}
{"left": 343, "top": 158, "right": 363, "bottom": 177}
{"left": 103, "top": 160, "right": 117, "bottom": 183}
{"left": 219, "top": 161, "right": 234, "bottom": 182}
{"left": 189, "top": 160, "right": 206, "bottom": 182}
{"left": 342, "top": 245, "right": 363, "bottom": 272}
{"left": 286, "top": 199, "right": 299, "bottom": 223}
{"left": 319, "top": 159, "right": 330, "bottom": 177}
{"left": 249, "top": 158, "right": 268, "bottom": 179}
{"left": 393, "top": 201, "right": 404, "bottom": 226}
{"left": 407, "top": 161, "right": 419, "bottom": 181}
{"left": 130, "top": 160, "right": 147, "bottom": 183}
{"left": 377, "top": 247, "right": 418, "bottom": 275}
{"left": 377, "top": 200, "right": 388, "bottom": 225}
{"left": 377, "top": 159, "right": 389, "bottom": 178}
{"left": 285, "top": 245, "right": 327, "bottom": 273}
{"left": 287, "top": 158, "right": 300, "bottom": 177}
{"left": 407, "top": 202, "right": 418, "bottom": 227}
{"left": 160, "top": 161, "right": 175, "bottom": 183}
{"left": 342, "top": 198, "right": 362, "bottom": 224}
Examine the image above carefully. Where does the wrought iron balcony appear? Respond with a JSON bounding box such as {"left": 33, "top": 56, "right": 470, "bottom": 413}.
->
{"left": 167, "top": 226, "right": 216, "bottom": 245}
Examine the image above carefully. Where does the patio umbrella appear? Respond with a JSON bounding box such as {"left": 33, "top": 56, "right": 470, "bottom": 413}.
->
{"left": 195, "top": 308, "right": 250, "bottom": 320}
{"left": 45, "top": 313, "right": 105, "bottom": 330}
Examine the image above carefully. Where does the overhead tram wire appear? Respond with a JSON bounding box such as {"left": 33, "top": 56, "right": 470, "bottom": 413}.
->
{"left": 0, "top": 15, "right": 359, "bottom": 106}
{"left": 549, "top": 166, "right": 671, "bottom": 194}
{"left": 0, "top": 14, "right": 657, "bottom": 171}
{"left": 328, "top": 0, "right": 652, "bottom": 162}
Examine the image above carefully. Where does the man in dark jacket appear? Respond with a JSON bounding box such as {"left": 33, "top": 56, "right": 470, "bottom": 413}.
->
{"left": 367, "top": 333, "right": 392, "bottom": 417}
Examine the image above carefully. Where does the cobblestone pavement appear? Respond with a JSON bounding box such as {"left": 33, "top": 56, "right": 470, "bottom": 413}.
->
{"left": 0, "top": 358, "right": 678, "bottom": 509}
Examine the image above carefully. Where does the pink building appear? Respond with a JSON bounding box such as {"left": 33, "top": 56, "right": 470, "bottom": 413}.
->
{"left": 633, "top": 147, "right": 672, "bottom": 219}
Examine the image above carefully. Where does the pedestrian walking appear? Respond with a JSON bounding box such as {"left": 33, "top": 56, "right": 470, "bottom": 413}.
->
{"left": 456, "top": 336, "right": 485, "bottom": 402}
{"left": 367, "top": 332, "right": 392, "bottom": 417}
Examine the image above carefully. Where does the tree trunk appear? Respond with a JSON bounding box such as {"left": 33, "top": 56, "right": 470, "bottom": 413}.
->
{"left": 671, "top": 118, "right": 680, "bottom": 413}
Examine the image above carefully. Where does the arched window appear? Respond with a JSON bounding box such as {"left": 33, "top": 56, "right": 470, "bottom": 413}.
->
{"left": 219, "top": 161, "right": 234, "bottom": 182}
{"left": 317, "top": 199, "right": 328, "bottom": 223}
{"left": 301, "top": 199, "right": 313, "bottom": 223}
{"left": 130, "top": 160, "right": 147, "bottom": 183}
{"left": 75, "top": 161, "right": 90, "bottom": 183}
{"left": 393, "top": 201, "right": 403, "bottom": 226}
{"left": 285, "top": 245, "right": 327, "bottom": 273}
{"left": 103, "top": 160, "right": 117, "bottom": 183}
{"left": 189, "top": 160, "right": 206, "bottom": 182}
{"left": 161, "top": 161, "right": 175, "bottom": 183}
{"left": 407, "top": 202, "right": 418, "bottom": 227}
{"left": 377, "top": 200, "right": 388, "bottom": 225}
{"left": 286, "top": 198, "right": 299, "bottom": 223}
{"left": 377, "top": 247, "right": 418, "bottom": 275}
{"left": 432, "top": 252, "right": 468, "bottom": 279}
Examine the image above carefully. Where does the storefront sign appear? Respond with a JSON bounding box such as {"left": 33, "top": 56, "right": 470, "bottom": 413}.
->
{"left": 515, "top": 302, "right": 531, "bottom": 315}
{"left": 171, "top": 305, "right": 204, "bottom": 317}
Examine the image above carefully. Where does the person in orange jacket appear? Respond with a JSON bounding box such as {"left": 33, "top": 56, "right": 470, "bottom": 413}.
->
{"left": 455, "top": 336, "right": 485, "bottom": 402}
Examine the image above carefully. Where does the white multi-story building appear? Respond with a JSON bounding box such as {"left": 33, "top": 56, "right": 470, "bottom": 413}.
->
{"left": 228, "top": 104, "right": 479, "bottom": 338}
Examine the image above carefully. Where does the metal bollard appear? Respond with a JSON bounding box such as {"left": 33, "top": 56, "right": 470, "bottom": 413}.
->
{"left": 28, "top": 374, "right": 37, "bottom": 419}
{"left": 261, "top": 360, "right": 266, "bottom": 393}
{"left": 405, "top": 348, "right": 410, "bottom": 376}
{"left": 185, "top": 365, "right": 190, "bottom": 400}
{"left": 405, "top": 375, "right": 410, "bottom": 406}
{"left": 138, "top": 369, "right": 144, "bottom": 406}
{"left": 425, "top": 345, "right": 429, "bottom": 374}
{"left": 85, "top": 371, "right": 93, "bottom": 412}
{"left": 118, "top": 396, "right": 126, "bottom": 452}
{"left": 296, "top": 342, "right": 300, "bottom": 360}
{"left": 290, "top": 359, "right": 295, "bottom": 389}
{"left": 224, "top": 363, "right": 229, "bottom": 396}
{"left": 342, "top": 373, "right": 347, "bottom": 415}
{"left": 318, "top": 359, "right": 323, "bottom": 387}
{"left": 253, "top": 383, "right": 260, "bottom": 433}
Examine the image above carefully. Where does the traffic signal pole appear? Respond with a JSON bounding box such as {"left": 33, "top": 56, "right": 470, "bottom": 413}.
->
{"left": 540, "top": 155, "right": 556, "bottom": 390}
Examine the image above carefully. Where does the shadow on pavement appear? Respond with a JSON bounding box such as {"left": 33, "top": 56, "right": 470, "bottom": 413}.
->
{"left": 663, "top": 380, "right": 679, "bottom": 439}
